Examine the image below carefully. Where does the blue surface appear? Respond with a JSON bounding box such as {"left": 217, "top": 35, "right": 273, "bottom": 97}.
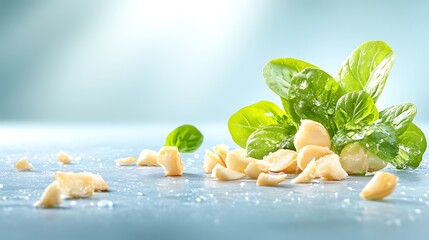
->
{"left": 0, "top": 124, "right": 428, "bottom": 240}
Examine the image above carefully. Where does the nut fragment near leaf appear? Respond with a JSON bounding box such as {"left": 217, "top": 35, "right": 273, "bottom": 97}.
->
{"left": 213, "top": 144, "right": 229, "bottom": 164}
{"left": 34, "top": 181, "right": 62, "bottom": 208}
{"left": 115, "top": 156, "right": 137, "bottom": 166}
{"left": 256, "top": 173, "right": 287, "bottom": 186}
{"left": 291, "top": 159, "right": 317, "bottom": 183}
{"left": 339, "top": 142, "right": 368, "bottom": 175}
{"left": 264, "top": 149, "right": 297, "bottom": 172}
{"left": 57, "top": 151, "right": 72, "bottom": 164}
{"left": 55, "top": 172, "right": 96, "bottom": 198}
{"left": 137, "top": 150, "right": 158, "bottom": 166}
{"left": 360, "top": 172, "right": 398, "bottom": 200}
{"left": 157, "top": 146, "right": 185, "bottom": 176}
{"left": 203, "top": 149, "right": 225, "bottom": 173}
{"left": 294, "top": 120, "right": 331, "bottom": 152}
{"left": 244, "top": 160, "right": 270, "bottom": 179}
{"left": 225, "top": 149, "right": 252, "bottom": 173}
{"left": 315, "top": 154, "right": 348, "bottom": 180}
{"left": 211, "top": 164, "right": 245, "bottom": 181}
{"left": 297, "top": 145, "right": 332, "bottom": 170}
{"left": 15, "top": 157, "right": 33, "bottom": 171}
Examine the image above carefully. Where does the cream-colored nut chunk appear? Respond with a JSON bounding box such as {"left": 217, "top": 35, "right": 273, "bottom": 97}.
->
{"left": 315, "top": 154, "right": 348, "bottom": 180}
{"left": 211, "top": 164, "right": 245, "bottom": 181}
{"left": 360, "top": 172, "right": 398, "bottom": 200}
{"left": 137, "top": 150, "right": 158, "bottom": 166}
{"left": 203, "top": 149, "right": 225, "bottom": 173}
{"left": 82, "top": 172, "right": 109, "bottom": 192}
{"left": 256, "top": 173, "right": 287, "bottom": 186}
{"left": 115, "top": 156, "right": 137, "bottom": 166}
{"left": 293, "top": 120, "right": 331, "bottom": 152}
{"left": 157, "top": 146, "right": 185, "bottom": 176}
{"left": 244, "top": 160, "right": 270, "bottom": 179}
{"left": 367, "top": 150, "right": 388, "bottom": 172}
{"left": 213, "top": 144, "right": 229, "bottom": 164}
{"left": 297, "top": 145, "right": 333, "bottom": 170}
{"left": 55, "top": 172, "right": 95, "bottom": 198}
{"left": 15, "top": 157, "right": 33, "bottom": 171}
{"left": 34, "top": 181, "right": 62, "bottom": 208}
{"left": 339, "top": 142, "right": 368, "bottom": 175}
{"left": 264, "top": 149, "right": 297, "bottom": 172}
{"left": 225, "top": 149, "right": 252, "bottom": 173}
{"left": 57, "top": 151, "right": 72, "bottom": 164}
{"left": 291, "top": 159, "right": 317, "bottom": 183}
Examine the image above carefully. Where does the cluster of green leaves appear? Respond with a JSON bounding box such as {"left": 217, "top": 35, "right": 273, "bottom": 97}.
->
{"left": 228, "top": 41, "right": 427, "bottom": 169}
{"left": 165, "top": 124, "right": 204, "bottom": 153}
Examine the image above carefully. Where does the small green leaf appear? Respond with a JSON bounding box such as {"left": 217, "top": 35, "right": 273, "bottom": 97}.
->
{"left": 288, "top": 68, "right": 342, "bottom": 136}
{"left": 337, "top": 41, "right": 395, "bottom": 102}
{"left": 164, "top": 124, "right": 203, "bottom": 153}
{"left": 228, "top": 101, "right": 286, "bottom": 148}
{"left": 246, "top": 124, "right": 297, "bottom": 160}
{"left": 391, "top": 123, "right": 427, "bottom": 169}
{"left": 264, "top": 58, "right": 319, "bottom": 99}
{"left": 334, "top": 91, "right": 379, "bottom": 131}
{"left": 379, "top": 103, "right": 417, "bottom": 136}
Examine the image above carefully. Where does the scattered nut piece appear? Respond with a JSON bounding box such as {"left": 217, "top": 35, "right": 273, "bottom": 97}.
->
{"left": 339, "top": 142, "right": 368, "bottom": 175}
{"left": 293, "top": 120, "right": 331, "bottom": 152}
{"left": 256, "top": 173, "right": 287, "bottom": 186}
{"left": 137, "top": 150, "right": 158, "bottom": 166}
{"left": 15, "top": 157, "right": 33, "bottom": 171}
{"left": 213, "top": 144, "right": 229, "bottom": 164}
{"left": 57, "top": 151, "right": 72, "bottom": 164}
{"left": 211, "top": 164, "right": 245, "bottom": 181}
{"left": 34, "top": 181, "right": 62, "bottom": 208}
{"left": 291, "top": 159, "right": 317, "bottom": 183}
{"left": 225, "top": 149, "right": 252, "bottom": 173}
{"left": 82, "top": 172, "right": 109, "bottom": 192}
{"left": 315, "top": 154, "right": 348, "bottom": 180}
{"left": 264, "top": 149, "right": 297, "bottom": 172}
{"left": 203, "top": 149, "right": 225, "bottom": 173}
{"left": 115, "top": 157, "right": 137, "bottom": 166}
{"left": 55, "top": 172, "right": 95, "bottom": 198}
{"left": 244, "top": 160, "right": 270, "bottom": 179}
{"left": 157, "top": 146, "right": 185, "bottom": 176}
{"left": 360, "top": 172, "right": 398, "bottom": 200}
{"left": 366, "top": 150, "right": 388, "bottom": 172}
{"left": 297, "top": 145, "right": 332, "bottom": 170}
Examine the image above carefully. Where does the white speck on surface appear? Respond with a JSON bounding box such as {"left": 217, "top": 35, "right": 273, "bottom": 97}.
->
{"left": 0, "top": 184, "right": 3, "bottom": 189}
{"left": 97, "top": 200, "right": 114, "bottom": 208}
{"left": 415, "top": 209, "right": 422, "bottom": 214}
{"left": 137, "top": 192, "right": 143, "bottom": 196}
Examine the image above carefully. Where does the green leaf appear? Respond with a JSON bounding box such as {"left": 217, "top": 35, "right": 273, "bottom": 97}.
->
{"left": 264, "top": 58, "right": 319, "bottom": 99}
{"left": 391, "top": 123, "right": 427, "bottom": 169}
{"left": 332, "top": 123, "right": 398, "bottom": 162}
{"left": 334, "top": 91, "right": 379, "bottom": 131}
{"left": 288, "top": 68, "right": 342, "bottom": 136}
{"left": 164, "top": 124, "right": 204, "bottom": 153}
{"left": 246, "top": 124, "right": 297, "bottom": 160}
{"left": 228, "top": 101, "right": 286, "bottom": 148}
{"left": 379, "top": 103, "right": 417, "bottom": 136}
{"left": 337, "top": 41, "right": 395, "bottom": 102}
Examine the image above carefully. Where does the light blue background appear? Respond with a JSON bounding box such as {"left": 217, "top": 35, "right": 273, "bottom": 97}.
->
{"left": 0, "top": 0, "right": 428, "bottom": 124}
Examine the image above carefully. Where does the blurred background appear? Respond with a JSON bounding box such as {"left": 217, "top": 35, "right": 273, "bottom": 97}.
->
{"left": 0, "top": 0, "right": 428, "bottom": 125}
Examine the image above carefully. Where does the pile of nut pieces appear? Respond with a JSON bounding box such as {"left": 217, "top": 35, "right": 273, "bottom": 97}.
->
{"left": 15, "top": 120, "right": 399, "bottom": 208}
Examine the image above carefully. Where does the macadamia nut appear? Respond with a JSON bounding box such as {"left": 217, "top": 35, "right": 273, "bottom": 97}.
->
{"left": 360, "top": 172, "right": 398, "bottom": 200}
{"left": 15, "top": 157, "right": 33, "bottom": 171}
{"left": 211, "top": 164, "right": 245, "bottom": 181}
{"left": 294, "top": 120, "right": 331, "bottom": 152}
{"left": 256, "top": 173, "right": 287, "bottom": 186}
{"left": 157, "top": 146, "right": 185, "bottom": 176}
{"left": 57, "top": 151, "right": 72, "bottom": 164}
{"left": 137, "top": 150, "right": 158, "bottom": 166}
{"left": 34, "top": 181, "right": 62, "bottom": 208}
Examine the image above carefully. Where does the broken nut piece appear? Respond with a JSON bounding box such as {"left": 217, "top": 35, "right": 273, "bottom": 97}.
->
{"left": 297, "top": 145, "right": 332, "bottom": 170}
{"left": 256, "top": 173, "right": 287, "bottom": 186}
{"left": 115, "top": 156, "right": 137, "bottom": 166}
{"left": 244, "top": 160, "right": 270, "bottom": 179}
{"left": 211, "top": 164, "right": 245, "bottom": 181}
{"left": 225, "top": 149, "right": 252, "bottom": 173}
{"left": 213, "top": 144, "right": 229, "bottom": 164}
{"left": 55, "top": 172, "right": 96, "bottom": 198}
{"left": 294, "top": 120, "right": 331, "bottom": 152}
{"left": 157, "top": 146, "right": 185, "bottom": 176}
{"left": 57, "top": 151, "right": 72, "bottom": 164}
{"left": 82, "top": 172, "right": 109, "bottom": 192}
{"left": 137, "top": 150, "right": 158, "bottom": 166}
{"left": 315, "top": 154, "right": 348, "bottom": 180}
{"left": 360, "top": 172, "right": 398, "bottom": 200}
{"left": 264, "top": 149, "right": 297, "bottom": 173}
{"left": 203, "top": 149, "right": 225, "bottom": 173}
{"left": 34, "top": 181, "right": 62, "bottom": 208}
{"left": 291, "top": 159, "right": 317, "bottom": 183}
{"left": 15, "top": 157, "right": 33, "bottom": 171}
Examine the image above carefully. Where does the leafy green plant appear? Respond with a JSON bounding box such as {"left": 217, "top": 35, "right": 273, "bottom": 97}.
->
{"left": 228, "top": 40, "right": 427, "bottom": 168}
{"left": 164, "top": 124, "right": 204, "bottom": 153}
